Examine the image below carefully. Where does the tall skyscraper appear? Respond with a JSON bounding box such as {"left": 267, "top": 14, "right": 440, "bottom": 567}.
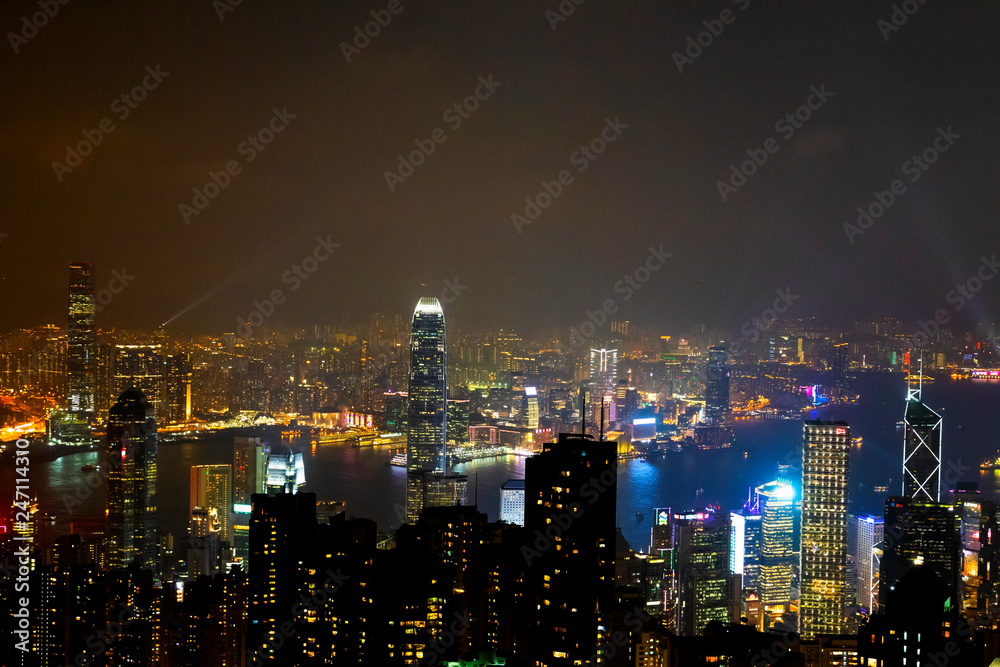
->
{"left": 190, "top": 464, "right": 233, "bottom": 543}
{"left": 67, "top": 262, "right": 96, "bottom": 414}
{"left": 588, "top": 346, "right": 618, "bottom": 397}
{"left": 406, "top": 297, "right": 448, "bottom": 523}
{"left": 233, "top": 436, "right": 269, "bottom": 504}
{"left": 800, "top": 420, "right": 850, "bottom": 638}
{"left": 879, "top": 496, "right": 961, "bottom": 609}
{"left": 704, "top": 344, "right": 730, "bottom": 423}
{"left": 856, "top": 515, "right": 884, "bottom": 611}
{"left": 265, "top": 446, "right": 306, "bottom": 494}
{"left": 106, "top": 387, "right": 158, "bottom": 574}
{"left": 673, "top": 508, "right": 734, "bottom": 636}
{"left": 114, "top": 344, "right": 165, "bottom": 417}
{"left": 165, "top": 352, "right": 192, "bottom": 423}
{"left": 902, "top": 382, "right": 943, "bottom": 502}
{"left": 446, "top": 397, "right": 470, "bottom": 443}
{"left": 524, "top": 433, "right": 617, "bottom": 663}
{"left": 756, "top": 478, "right": 796, "bottom": 627}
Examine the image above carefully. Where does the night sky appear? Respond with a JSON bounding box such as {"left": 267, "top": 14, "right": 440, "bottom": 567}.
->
{"left": 2, "top": 1, "right": 998, "bottom": 335}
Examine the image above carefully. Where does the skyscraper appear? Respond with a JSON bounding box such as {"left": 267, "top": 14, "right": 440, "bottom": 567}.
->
{"left": 800, "top": 420, "right": 850, "bottom": 638}
{"left": 673, "top": 507, "right": 734, "bottom": 636}
{"left": 588, "top": 346, "right": 618, "bottom": 397}
{"left": 67, "top": 262, "right": 96, "bottom": 414}
{"left": 190, "top": 464, "right": 233, "bottom": 543}
{"left": 524, "top": 433, "right": 617, "bottom": 662}
{"left": 114, "top": 344, "right": 165, "bottom": 417}
{"left": 902, "top": 382, "right": 943, "bottom": 502}
{"left": 704, "top": 344, "right": 730, "bottom": 423}
{"left": 756, "top": 478, "right": 796, "bottom": 626}
{"left": 856, "top": 515, "right": 884, "bottom": 611}
{"left": 233, "top": 436, "right": 269, "bottom": 504}
{"left": 165, "top": 352, "right": 192, "bottom": 423}
{"left": 406, "top": 297, "right": 448, "bottom": 523}
{"left": 106, "top": 387, "right": 158, "bottom": 574}
{"left": 500, "top": 478, "right": 525, "bottom": 525}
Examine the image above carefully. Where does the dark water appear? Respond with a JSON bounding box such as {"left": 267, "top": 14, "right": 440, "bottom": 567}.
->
{"left": 10, "top": 373, "right": 1000, "bottom": 554}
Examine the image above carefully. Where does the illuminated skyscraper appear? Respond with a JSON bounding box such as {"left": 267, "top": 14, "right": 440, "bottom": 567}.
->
{"left": 106, "top": 387, "right": 158, "bottom": 574}
{"left": 165, "top": 353, "right": 192, "bottom": 423}
{"left": 500, "top": 479, "right": 525, "bottom": 525}
{"left": 67, "top": 262, "right": 96, "bottom": 414}
{"left": 190, "top": 464, "right": 232, "bottom": 543}
{"left": 800, "top": 420, "right": 850, "bottom": 638}
{"left": 588, "top": 346, "right": 618, "bottom": 396}
{"left": 673, "top": 508, "right": 734, "bottom": 636}
{"left": 446, "top": 398, "right": 470, "bottom": 443}
{"left": 704, "top": 344, "right": 730, "bottom": 424}
{"left": 756, "top": 478, "right": 796, "bottom": 626}
{"left": 233, "top": 437, "right": 269, "bottom": 504}
{"left": 406, "top": 297, "right": 448, "bottom": 523}
{"left": 114, "top": 344, "right": 165, "bottom": 417}
{"left": 856, "top": 515, "right": 884, "bottom": 611}
{"left": 902, "top": 382, "right": 942, "bottom": 502}
{"left": 265, "top": 446, "right": 306, "bottom": 494}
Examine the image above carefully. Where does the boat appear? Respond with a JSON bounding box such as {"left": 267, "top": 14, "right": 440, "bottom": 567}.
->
{"left": 981, "top": 455, "right": 1000, "bottom": 471}
{"left": 635, "top": 510, "right": 643, "bottom": 521}
{"left": 388, "top": 452, "right": 407, "bottom": 467}
{"left": 873, "top": 485, "right": 888, "bottom": 493}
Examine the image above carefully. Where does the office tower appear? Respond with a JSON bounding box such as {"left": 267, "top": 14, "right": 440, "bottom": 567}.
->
{"left": 165, "top": 353, "right": 192, "bottom": 423}
{"left": 673, "top": 508, "right": 734, "bottom": 636}
{"left": 902, "top": 381, "right": 943, "bottom": 501}
{"left": 730, "top": 507, "right": 762, "bottom": 605}
{"left": 105, "top": 387, "right": 158, "bottom": 574}
{"left": 856, "top": 515, "right": 884, "bottom": 611}
{"left": 704, "top": 344, "right": 730, "bottom": 423}
{"left": 233, "top": 436, "right": 269, "bottom": 504}
{"left": 500, "top": 479, "right": 525, "bottom": 525}
{"left": 190, "top": 464, "right": 232, "bottom": 543}
{"left": 384, "top": 390, "right": 408, "bottom": 433}
{"left": 248, "top": 492, "right": 317, "bottom": 665}
{"left": 114, "top": 344, "right": 165, "bottom": 417}
{"left": 265, "top": 446, "right": 305, "bottom": 494}
{"left": 523, "top": 387, "right": 539, "bottom": 429}
{"left": 879, "top": 496, "right": 962, "bottom": 610}
{"left": 800, "top": 420, "right": 850, "bottom": 638}
{"left": 951, "top": 485, "right": 1000, "bottom": 616}
{"left": 588, "top": 346, "right": 618, "bottom": 396}
{"left": 67, "top": 262, "right": 96, "bottom": 413}
{"left": 406, "top": 297, "right": 448, "bottom": 523}
{"left": 754, "top": 479, "right": 796, "bottom": 629}
{"left": 447, "top": 398, "right": 470, "bottom": 443}
{"left": 524, "top": 433, "right": 617, "bottom": 663}
{"left": 188, "top": 506, "right": 222, "bottom": 578}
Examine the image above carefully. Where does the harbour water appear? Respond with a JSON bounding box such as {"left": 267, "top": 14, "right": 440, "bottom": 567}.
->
{"left": 10, "top": 372, "right": 1000, "bottom": 553}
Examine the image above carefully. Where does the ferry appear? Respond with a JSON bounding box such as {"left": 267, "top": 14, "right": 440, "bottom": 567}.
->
{"left": 981, "top": 455, "right": 1000, "bottom": 471}
{"left": 388, "top": 452, "right": 407, "bottom": 467}
{"left": 873, "top": 485, "right": 889, "bottom": 493}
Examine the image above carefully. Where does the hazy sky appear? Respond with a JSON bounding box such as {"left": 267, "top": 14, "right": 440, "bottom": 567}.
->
{"left": 2, "top": 1, "right": 998, "bottom": 336}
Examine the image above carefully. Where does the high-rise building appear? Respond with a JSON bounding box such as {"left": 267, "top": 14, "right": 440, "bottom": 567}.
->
{"left": 756, "top": 478, "right": 796, "bottom": 626}
{"left": 384, "top": 390, "right": 408, "bottom": 433}
{"left": 856, "top": 515, "right": 884, "bottom": 611}
{"left": 500, "top": 479, "right": 525, "bottom": 525}
{"left": 800, "top": 420, "right": 850, "bottom": 638}
{"left": 114, "top": 344, "right": 165, "bottom": 417}
{"left": 951, "top": 484, "right": 999, "bottom": 616}
{"left": 588, "top": 346, "right": 618, "bottom": 397}
{"left": 190, "top": 464, "right": 232, "bottom": 543}
{"left": 188, "top": 506, "right": 222, "bottom": 578}
{"left": 524, "top": 433, "right": 617, "bottom": 663}
{"left": 730, "top": 507, "right": 762, "bottom": 606}
{"left": 673, "top": 508, "right": 734, "bottom": 636}
{"left": 406, "top": 297, "right": 448, "bottom": 523}
{"left": 165, "top": 353, "right": 192, "bottom": 423}
{"left": 704, "top": 344, "right": 730, "bottom": 423}
{"left": 265, "top": 446, "right": 305, "bottom": 494}
{"left": 105, "top": 387, "right": 158, "bottom": 574}
{"left": 233, "top": 437, "right": 269, "bottom": 504}
{"left": 879, "top": 496, "right": 961, "bottom": 609}
{"left": 67, "top": 262, "right": 96, "bottom": 414}
{"left": 446, "top": 398, "right": 470, "bottom": 443}
{"left": 522, "top": 387, "right": 539, "bottom": 429}
{"left": 902, "top": 383, "right": 943, "bottom": 502}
